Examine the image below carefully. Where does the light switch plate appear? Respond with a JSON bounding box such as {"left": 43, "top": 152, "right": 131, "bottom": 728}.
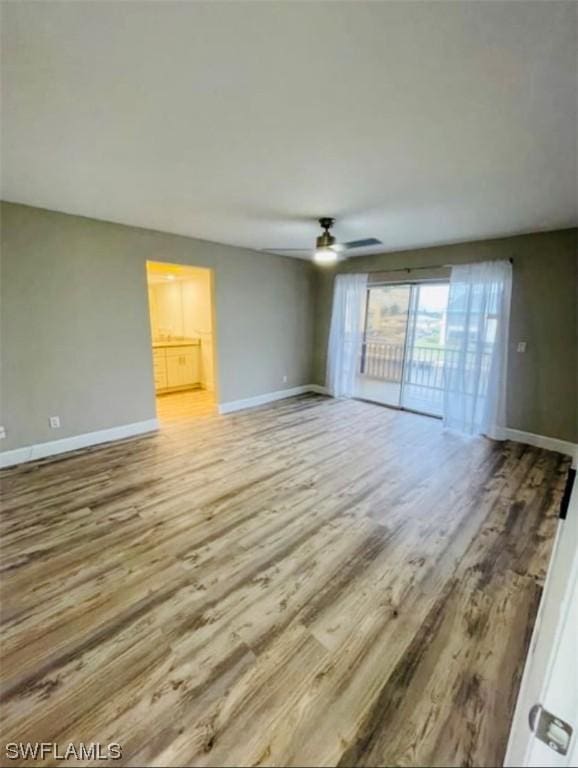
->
{"left": 517, "top": 341, "right": 527, "bottom": 353}
{"left": 0, "top": 426, "right": 6, "bottom": 439}
{"left": 49, "top": 416, "right": 61, "bottom": 429}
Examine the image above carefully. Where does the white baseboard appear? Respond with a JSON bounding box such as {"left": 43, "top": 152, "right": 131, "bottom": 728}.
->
{"left": 504, "top": 428, "right": 577, "bottom": 463}
{"left": 306, "top": 391, "right": 575, "bottom": 461}
{"left": 0, "top": 419, "right": 159, "bottom": 469}
{"left": 218, "top": 387, "right": 576, "bottom": 462}
{"left": 218, "top": 385, "right": 328, "bottom": 415}
{"left": 2, "top": 398, "right": 573, "bottom": 470}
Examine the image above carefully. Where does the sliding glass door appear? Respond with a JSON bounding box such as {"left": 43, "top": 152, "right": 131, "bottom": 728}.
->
{"left": 401, "top": 283, "right": 450, "bottom": 416}
{"left": 358, "top": 284, "right": 411, "bottom": 407}
{"left": 358, "top": 281, "right": 450, "bottom": 416}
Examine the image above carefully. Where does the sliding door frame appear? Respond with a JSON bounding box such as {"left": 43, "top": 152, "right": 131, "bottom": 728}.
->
{"left": 358, "top": 278, "right": 449, "bottom": 419}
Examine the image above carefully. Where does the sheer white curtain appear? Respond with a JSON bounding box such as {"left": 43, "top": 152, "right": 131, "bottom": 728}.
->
{"left": 442, "top": 260, "right": 512, "bottom": 438}
{"left": 326, "top": 273, "right": 368, "bottom": 397}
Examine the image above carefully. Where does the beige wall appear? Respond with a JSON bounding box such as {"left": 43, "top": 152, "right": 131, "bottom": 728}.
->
{"left": 0, "top": 202, "right": 315, "bottom": 451}
{"left": 313, "top": 229, "right": 578, "bottom": 443}
{"left": 1, "top": 202, "right": 575, "bottom": 453}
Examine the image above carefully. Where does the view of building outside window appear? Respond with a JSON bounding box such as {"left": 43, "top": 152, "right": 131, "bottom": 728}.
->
{"left": 411, "top": 284, "right": 450, "bottom": 349}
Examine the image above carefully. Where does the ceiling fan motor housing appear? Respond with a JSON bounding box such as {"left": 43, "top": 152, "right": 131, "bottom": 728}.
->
{"left": 317, "top": 217, "right": 336, "bottom": 249}
{"left": 316, "top": 232, "right": 336, "bottom": 249}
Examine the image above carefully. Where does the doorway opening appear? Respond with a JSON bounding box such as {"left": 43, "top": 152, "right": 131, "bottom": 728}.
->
{"left": 358, "top": 281, "right": 450, "bottom": 417}
{"left": 146, "top": 261, "right": 217, "bottom": 422}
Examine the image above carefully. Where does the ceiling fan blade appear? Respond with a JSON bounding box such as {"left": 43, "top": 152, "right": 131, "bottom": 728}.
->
{"left": 338, "top": 238, "right": 383, "bottom": 251}
{"left": 261, "top": 248, "right": 311, "bottom": 253}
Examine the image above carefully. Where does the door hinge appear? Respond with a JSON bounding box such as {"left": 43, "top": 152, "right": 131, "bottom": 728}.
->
{"left": 529, "top": 704, "right": 573, "bottom": 755}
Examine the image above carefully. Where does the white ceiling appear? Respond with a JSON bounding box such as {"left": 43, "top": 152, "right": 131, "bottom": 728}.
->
{"left": 1, "top": 1, "right": 576, "bottom": 259}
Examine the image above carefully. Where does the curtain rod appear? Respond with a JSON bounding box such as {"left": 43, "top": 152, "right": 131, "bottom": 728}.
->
{"left": 360, "top": 257, "right": 513, "bottom": 275}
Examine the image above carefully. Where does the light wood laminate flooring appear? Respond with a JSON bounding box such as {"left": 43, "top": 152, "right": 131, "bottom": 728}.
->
{"left": 0, "top": 395, "right": 569, "bottom": 767}
{"left": 156, "top": 389, "right": 216, "bottom": 422}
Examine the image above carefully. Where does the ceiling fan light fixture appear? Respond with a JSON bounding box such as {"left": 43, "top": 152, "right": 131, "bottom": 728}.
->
{"left": 262, "top": 216, "right": 381, "bottom": 262}
{"left": 313, "top": 247, "right": 338, "bottom": 265}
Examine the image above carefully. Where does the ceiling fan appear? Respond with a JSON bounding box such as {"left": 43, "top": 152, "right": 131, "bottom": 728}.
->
{"left": 263, "top": 218, "right": 382, "bottom": 264}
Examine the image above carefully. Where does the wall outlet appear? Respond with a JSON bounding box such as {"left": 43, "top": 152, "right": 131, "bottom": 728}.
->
{"left": 282, "top": 374, "right": 288, "bottom": 384}
{"left": 517, "top": 341, "right": 527, "bottom": 353}
{"left": 0, "top": 426, "right": 6, "bottom": 439}
{"left": 49, "top": 416, "right": 61, "bottom": 429}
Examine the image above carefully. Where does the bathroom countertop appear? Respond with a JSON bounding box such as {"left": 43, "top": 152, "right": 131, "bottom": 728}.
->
{"left": 152, "top": 339, "right": 200, "bottom": 348}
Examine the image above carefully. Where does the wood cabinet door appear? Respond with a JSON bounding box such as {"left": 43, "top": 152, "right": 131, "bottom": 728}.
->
{"left": 181, "top": 350, "right": 200, "bottom": 385}
{"left": 153, "top": 350, "right": 167, "bottom": 390}
{"left": 162, "top": 346, "right": 200, "bottom": 389}
{"left": 165, "top": 354, "right": 183, "bottom": 388}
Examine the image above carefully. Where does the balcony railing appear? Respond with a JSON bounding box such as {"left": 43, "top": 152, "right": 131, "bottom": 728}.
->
{"left": 360, "top": 339, "right": 491, "bottom": 393}
{"left": 360, "top": 341, "right": 405, "bottom": 382}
